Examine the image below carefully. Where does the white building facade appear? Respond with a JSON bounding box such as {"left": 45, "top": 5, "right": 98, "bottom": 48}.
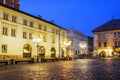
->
{"left": 67, "top": 28, "right": 88, "bottom": 58}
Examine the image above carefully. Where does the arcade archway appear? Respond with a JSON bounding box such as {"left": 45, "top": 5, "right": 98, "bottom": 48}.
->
{"left": 23, "top": 44, "right": 32, "bottom": 58}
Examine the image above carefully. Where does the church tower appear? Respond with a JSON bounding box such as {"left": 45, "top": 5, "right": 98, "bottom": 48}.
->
{"left": 0, "top": 0, "right": 20, "bottom": 10}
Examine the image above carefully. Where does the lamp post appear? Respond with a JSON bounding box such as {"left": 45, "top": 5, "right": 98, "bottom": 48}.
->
{"left": 63, "top": 38, "right": 71, "bottom": 59}
{"left": 33, "top": 37, "right": 42, "bottom": 63}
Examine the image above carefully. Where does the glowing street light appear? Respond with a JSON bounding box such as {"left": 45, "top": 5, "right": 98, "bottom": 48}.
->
{"left": 33, "top": 37, "right": 42, "bottom": 62}
{"left": 79, "top": 41, "right": 87, "bottom": 54}
{"left": 79, "top": 41, "right": 86, "bottom": 49}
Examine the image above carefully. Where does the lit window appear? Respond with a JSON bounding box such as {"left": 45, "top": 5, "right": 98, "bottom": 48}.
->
{"left": 12, "top": 16, "right": 17, "bottom": 22}
{"left": 23, "top": 31, "right": 27, "bottom": 39}
{"left": 23, "top": 19, "right": 28, "bottom": 25}
{"left": 30, "top": 21, "right": 34, "bottom": 27}
{"left": 3, "top": 13, "right": 9, "bottom": 20}
{"left": 2, "top": 27, "right": 8, "bottom": 35}
{"left": 11, "top": 29, "right": 16, "bottom": 37}
{"left": 2, "top": 44, "right": 7, "bottom": 53}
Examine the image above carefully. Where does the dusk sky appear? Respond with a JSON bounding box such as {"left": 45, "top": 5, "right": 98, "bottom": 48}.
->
{"left": 20, "top": 0, "right": 120, "bottom": 37}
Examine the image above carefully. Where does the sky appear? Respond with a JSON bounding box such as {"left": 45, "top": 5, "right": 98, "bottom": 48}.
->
{"left": 20, "top": 0, "right": 120, "bottom": 37}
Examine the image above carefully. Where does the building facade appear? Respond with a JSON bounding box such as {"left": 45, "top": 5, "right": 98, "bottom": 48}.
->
{"left": 67, "top": 28, "right": 88, "bottom": 58}
{"left": 0, "top": 2, "right": 68, "bottom": 62}
{"left": 93, "top": 19, "right": 120, "bottom": 57}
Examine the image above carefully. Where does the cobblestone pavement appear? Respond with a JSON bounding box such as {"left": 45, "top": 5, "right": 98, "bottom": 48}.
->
{"left": 0, "top": 58, "right": 120, "bottom": 80}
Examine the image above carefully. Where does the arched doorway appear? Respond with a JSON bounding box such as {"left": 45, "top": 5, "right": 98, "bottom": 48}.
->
{"left": 38, "top": 46, "right": 45, "bottom": 58}
{"left": 51, "top": 47, "right": 56, "bottom": 58}
{"left": 112, "top": 50, "right": 120, "bottom": 56}
{"left": 99, "top": 51, "right": 106, "bottom": 57}
{"left": 23, "top": 44, "right": 32, "bottom": 58}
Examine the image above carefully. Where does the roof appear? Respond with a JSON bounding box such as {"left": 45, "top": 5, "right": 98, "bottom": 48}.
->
{"left": 92, "top": 19, "right": 120, "bottom": 32}
{"left": 0, "top": 3, "right": 68, "bottom": 31}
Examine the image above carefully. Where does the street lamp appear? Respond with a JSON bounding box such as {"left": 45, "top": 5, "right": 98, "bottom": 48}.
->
{"left": 33, "top": 37, "right": 42, "bottom": 62}
{"left": 63, "top": 38, "right": 71, "bottom": 59}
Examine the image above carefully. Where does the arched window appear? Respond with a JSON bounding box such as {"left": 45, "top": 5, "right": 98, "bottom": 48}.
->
{"left": 23, "top": 44, "right": 32, "bottom": 58}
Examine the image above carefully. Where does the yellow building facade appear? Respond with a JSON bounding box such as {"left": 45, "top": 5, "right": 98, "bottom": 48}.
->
{"left": 0, "top": 4, "right": 68, "bottom": 62}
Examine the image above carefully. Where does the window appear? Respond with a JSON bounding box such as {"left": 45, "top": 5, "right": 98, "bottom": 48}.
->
{"left": 2, "top": 27, "right": 8, "bottom": 35}
{"left": 44, "top": 26, "right": 46, "bottom": 31}
{"left": 114, "top": 32, "right": 117, "bottom": 38}
{"left": 2, "top": 44, "right": 7, "bottom": 53}
{"left": 52, "top": 35, "right": 55, "bottom": 43}
{"left": 52, "top": 28, "right": 54, "bottom": 33}
{"left": 3, "top": 13, "right": 9, "bottom": 20}
{"left": 98, "top": 42, "right": 101, "bottom": 47}
{"left": 29, "top": 33, "right": 32, "bottom": 40}
{"left": 118, "top": 41, "right": 120, "bottom": 47}
{"left": 103, "top": 42, "right": 107, "bottom": 47}
{"left": 103, "top": 33, "right": 107, "bottom": 39}
{"left": 43, "top": 33, "right": 47, "bottom": 42}
{"left": 38, "top": 24, "right": 42, "bottom": 30}
{"left": 98, "top": 34, "right": 101, "bottom": 39}
{"left": 23, "top": 32, "right": 27, "bottom": 39}
{"left": 12, "top": 16, "right": 17, "bottom": 22}
{"left": 11, "top": 29, "right": 16, "bottom": 37}
{"left": 23, "top": 19, "right": 28, "bottom": 25}
{"left": 114, "top": 41, "right": 118, "bottom": 47}
{"left": 56, "top": 30, "right": 58, "bottom": 34}
{"left": 30, "top": 21, "right": 34, "bottom": 27}
{"left": 118, "top": 32, "right": 120, "bottom": 37}
{"left": 63, "top": 32, "right": 65, "bottom": 36}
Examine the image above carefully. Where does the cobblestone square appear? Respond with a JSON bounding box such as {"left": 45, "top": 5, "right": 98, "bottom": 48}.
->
{"left": 0, "top": 58, "right": 120, "bottom": 80}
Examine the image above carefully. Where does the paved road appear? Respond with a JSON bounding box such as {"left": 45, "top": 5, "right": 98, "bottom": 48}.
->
{"left": 0, "top": 58, "right": 120, "bottom": 80}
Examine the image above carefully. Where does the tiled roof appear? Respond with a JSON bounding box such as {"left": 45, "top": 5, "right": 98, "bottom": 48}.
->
{"left": 92, "top": 19, "right": 120, "bottom": 32}
{"left": 0, "top": 3, "right": 68, "bottom": 31}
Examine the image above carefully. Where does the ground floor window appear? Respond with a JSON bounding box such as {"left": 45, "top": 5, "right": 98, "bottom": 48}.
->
{"left": 23, "top": 44, "right": 32, "bottom": 58}
{"left": 38, "top": 46, "right": 45, "bottom": 58}
{"left": 2, "top": 44, "right": 7, "bottom": 53}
